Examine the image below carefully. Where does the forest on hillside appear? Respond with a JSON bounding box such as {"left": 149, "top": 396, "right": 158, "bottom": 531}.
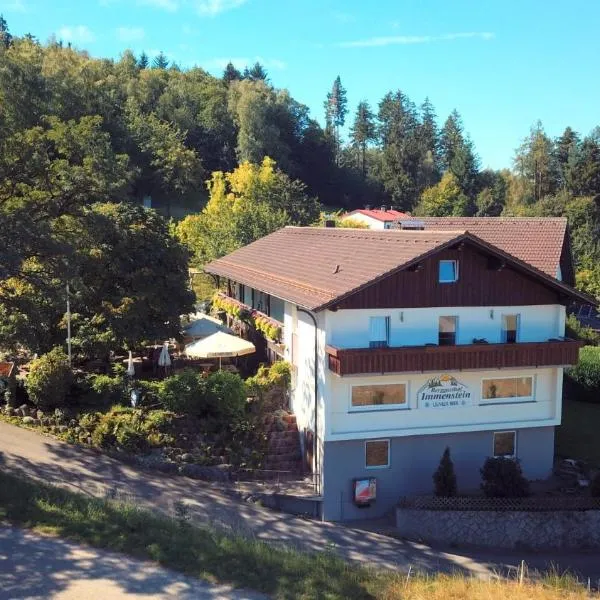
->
{"left": 1, "top": 16, "right": 600, "bottom": 355}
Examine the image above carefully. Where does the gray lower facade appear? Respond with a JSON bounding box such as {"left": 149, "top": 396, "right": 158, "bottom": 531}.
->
{"left": 321, "top": 426, "right": 555, "bottom": 521}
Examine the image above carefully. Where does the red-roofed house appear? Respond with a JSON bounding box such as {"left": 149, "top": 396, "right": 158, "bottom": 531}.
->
{"left": 341, "top": 206, "right": 411, "bottom": 229}
{"left": 206, "top": 222, "right": 593, "bottom": 521}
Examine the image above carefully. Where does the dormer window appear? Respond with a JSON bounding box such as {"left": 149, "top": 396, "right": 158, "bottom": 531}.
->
{"left": 439, "top": 260, "right": 459, "bottom": 283}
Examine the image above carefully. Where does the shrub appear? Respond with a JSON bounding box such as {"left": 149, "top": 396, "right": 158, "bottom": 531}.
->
{"left": 433, "top": 447, "right": 457, "bottom": 497}
{"left": 141, "top": 409, "right": 175, "bottom": 433}
{"left": 88, "top": 374, "right": 124, "bottom": 406}
{"left": 480, "top": 457, "right": 530, "bottom": 498}
{"left": 566, "top": 314, "right": 600, "bottom": 345}
{"left": 25, "top": 347, "right": 72, "bottom": 410}
{"left": 159, "top": 369, "right": 205, "bottom": 415}
{"left": 591, "top": 472, "right": 600, "bottom": 498}
{"left": 137, "top": 379, "right": 162, "bottom": 406}
{"left": 565, "top": 346, "right": 600, "bottom": 403}
{"left": 115, "top": 426, "right": 149, "bottom": 453}
{"left": 204, "top": 370, "right": 247, "bottom": 422}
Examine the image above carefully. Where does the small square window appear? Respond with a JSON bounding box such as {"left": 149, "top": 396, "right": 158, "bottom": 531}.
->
{"left": 439, "top": 260, "right": 458, "bottom": 283}
{"left": 493, "top": 431, "right": 516, "bottom": 458}
{"left": 365, "top": 440, "right": 390, "bottom": 468}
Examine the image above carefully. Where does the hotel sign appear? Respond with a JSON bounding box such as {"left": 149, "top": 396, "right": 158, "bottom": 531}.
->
{"left": 417, "top": 374, "right": 472, "bottom": 409}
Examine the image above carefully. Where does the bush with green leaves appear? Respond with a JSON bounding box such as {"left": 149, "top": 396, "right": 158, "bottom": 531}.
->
{"left": 158, "top": 369, "right": 205, "bottom": 414}
{"left": 88, "top": 373, "right": 125, "bottom": 405}
{"left": 204, "top": 370, "right": 247, "bottom": 422}
{"left": 433, "top": 447, "right": 458, "bottom": 497}
{"left": 565, "top": 346, "right": 600, "bottom": 402}
{"left": 25, "top": 347, "right": 73, "bottom": 410}
{"left": 566, "top": 314, "right": 600, "bottom": 346}
{"left": 480, "top": 457, "right": 530, "bottom": 498}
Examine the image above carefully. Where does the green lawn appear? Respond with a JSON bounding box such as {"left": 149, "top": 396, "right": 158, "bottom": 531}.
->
{"left": 0, "top": 471, "right": 594, "bottom": 600}
{"left": 556, "top": 398, "right": 600, "bottom": 467}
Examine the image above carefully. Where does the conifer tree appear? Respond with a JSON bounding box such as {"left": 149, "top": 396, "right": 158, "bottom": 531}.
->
{"left": 433, "top": 447, "right": 458, "bottom": 497}
{"left": 137, "top": 52, "right": 149, "bottom": 69}
{"left": 324, "top": 76, "right": 348, "bottom": 162}
{"left": 350, "top": 101, "right": 376, "bottom": 176}
{"left": 152, "top": 51, "right": 169, "bottom": 69}
{"left": 222, "top": 61, "right": 242, "bottom": 83}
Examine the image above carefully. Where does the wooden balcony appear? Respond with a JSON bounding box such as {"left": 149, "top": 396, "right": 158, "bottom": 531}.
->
{"left": 326, "top": 339, "right": 583, "bottom": 376}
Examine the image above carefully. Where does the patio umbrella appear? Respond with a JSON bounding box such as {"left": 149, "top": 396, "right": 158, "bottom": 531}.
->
{"left": 126, "top": 351, "right": 135, "bottom": 377}
{"left": 184, "top": 331, "right": 255, "bottom": 369}
{"left": 158, "top": 342, "right": 171, "bottom": 375}
{"left": 182, "top": 313, "right": 229, "bottom": 342}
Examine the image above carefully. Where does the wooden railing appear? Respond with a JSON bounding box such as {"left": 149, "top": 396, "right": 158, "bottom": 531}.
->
{"left": 326, "top": 339, "right": 583, "bottom": 376}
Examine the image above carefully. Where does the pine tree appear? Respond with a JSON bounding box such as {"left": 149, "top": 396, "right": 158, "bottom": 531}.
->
{"left": 222, "top": 61, "right": 242, "bottom": 83}
{"left": 377, "top": 90, "right": 421, "bottom": 209}
{"left": 243, "top": 62, "right": 268, "bottom": 82}
{"left": 323, "top": 76, "right": 348, "bottom": 162}
{"left": 349, "top": 101, "right": 376, "bottom": 177}
{"left": 513, "top": 120, "right": 557, "bottom": 201}
{"left": 553, "top": 127, "right": 580, "bottom": 193}
{"left": 433, "top": 447, "right": 457, "bottom": 497}
{"left": 0, "top": 14, "right": 12, "bottom": 49}
{"left": 152, "top": 51, "right": 169, "bottom": 70}
{"left": 137, "top": 52, "right": 149, "bottom": 69}
{"left": 418, "top": 97, "right": 440, "bottom": 189}
{"left": 440, "top": 110, "right": 479, "bottom": 200}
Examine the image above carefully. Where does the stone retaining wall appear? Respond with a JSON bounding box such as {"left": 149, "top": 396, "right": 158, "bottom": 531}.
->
{"left": 396, "top": 507, "right": 600, "bottom": 550}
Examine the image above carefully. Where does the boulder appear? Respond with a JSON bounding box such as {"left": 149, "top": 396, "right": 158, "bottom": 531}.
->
{"left": 22, "top": 416, "right": 35, "bottom": 425}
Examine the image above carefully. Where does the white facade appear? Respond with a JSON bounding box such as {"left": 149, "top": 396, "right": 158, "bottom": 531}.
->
{"left": 341, "top": 213, "right": 389, "bottom": 229}
{"left": 283, "top": 302, "right": 568, "bottom": 479}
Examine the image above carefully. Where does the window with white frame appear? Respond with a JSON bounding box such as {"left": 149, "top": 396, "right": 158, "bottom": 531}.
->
{"left": 502, "top": 314, "right": 520, "bottom": 344}
{"left": 365, "top": 439, "right": 390, "bottom": 468}
{"left": 439, "top": 259, "right": 459, "bottom": 283}
{"left": 369, "top": 316, "right": 390, "bottom": 348}
{"left": 493, "top": 431, "right": 516, "bottom": 458}
{"left": 351, "top": 383, "right": 407, "bottom": 410}
{"left": 481, "top": 376, "right": 533, "bottom": 402}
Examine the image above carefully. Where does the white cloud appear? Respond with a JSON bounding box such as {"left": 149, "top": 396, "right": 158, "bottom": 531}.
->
{"left": 337, "top": 31, "right": 495, "bottom": 48}
{"left": 0, "top": 0, "right": 26, "bottom": 12}
{"left": 195, "top": 0, "right": 247, "bottom": 16}
{"left": 116, "top": 26, "right": 145, "bottom": 41}
{"left": 204, "top": 56, "right": 286, "bottom": 71}
{"left": 138, "top": 0, "right": 179, "bottom": 11}
{"left": 58, "top": 25, "right": 96, "bottom": 44}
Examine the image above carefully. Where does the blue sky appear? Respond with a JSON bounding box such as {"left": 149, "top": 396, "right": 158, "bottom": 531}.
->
{"left": 1, "top": 0, "right": 599, "bottom": 169}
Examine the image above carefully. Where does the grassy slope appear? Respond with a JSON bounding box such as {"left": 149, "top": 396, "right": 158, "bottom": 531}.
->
{"left": 556, "top": 398, "right": 600, "bottom": 467}
{"left": 0, "top": 471, "right": 595, "bottom": 600}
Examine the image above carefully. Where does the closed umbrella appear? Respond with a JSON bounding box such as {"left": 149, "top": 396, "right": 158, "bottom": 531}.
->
{"left": 126, "top": 351, "right": 135, "bottom": 377}
{"left": 184, "top": 331, "right": 255, "bottom": 370}
{"left": 158, "top": 342, "right": 171, "bottom": 375}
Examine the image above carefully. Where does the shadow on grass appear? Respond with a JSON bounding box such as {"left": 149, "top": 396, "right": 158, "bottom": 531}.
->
{"left": 0, "top": 471, "right": 381, "bottom": 600}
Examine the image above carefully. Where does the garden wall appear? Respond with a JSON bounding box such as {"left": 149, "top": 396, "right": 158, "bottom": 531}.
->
{"left": 396, "top": 497, "right": 600, "bottom": 550}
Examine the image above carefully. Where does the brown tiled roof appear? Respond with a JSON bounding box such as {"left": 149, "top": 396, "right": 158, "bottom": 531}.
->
{"left": 0, "top": 362, "right": 15, "bottom": 378}
{"left": 204, "top": 226, "right": 592, "bottom": 311}
{"left": 395, "top": 217, "right": 568, "bottom": 278}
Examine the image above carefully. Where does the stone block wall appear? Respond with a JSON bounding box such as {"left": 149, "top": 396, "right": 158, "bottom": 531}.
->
{"left": 396, "top": 507, "right": 600, "bottom": 550}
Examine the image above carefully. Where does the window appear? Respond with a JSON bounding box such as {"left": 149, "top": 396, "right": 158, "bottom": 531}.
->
{"left": 351, "top": 383, "right": 407, "bottom": 410}
{"left": 482, "top": 377, "right": 533, "bottom": 401}
{"left": 369, "top": 316, "right": 390, "bottom": 348}
{"left": 493, "top": 431, "right": 516, "bottom": 458}
{"left": 439, "top": 260, "right": 459, "bottom": 283}
{"left": 502, "top": 314, "right": 519, "bottom": 344}
{"left": 439, "top": 316, "right": 457, "bottom": 346}
{"left": 365, "top": 440, "right": 390, "bottom": 468}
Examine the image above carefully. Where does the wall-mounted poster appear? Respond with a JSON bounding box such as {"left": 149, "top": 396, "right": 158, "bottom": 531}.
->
{"left": 353, "top": 478, "right": 377, "bottom": 506}
{"left": 417, "top": 374, "right": 472, "bottom": 409}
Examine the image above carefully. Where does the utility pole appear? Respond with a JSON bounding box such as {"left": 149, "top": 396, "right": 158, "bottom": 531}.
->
{"left": 66, "top": 282, "right": 72, "bottom": 366}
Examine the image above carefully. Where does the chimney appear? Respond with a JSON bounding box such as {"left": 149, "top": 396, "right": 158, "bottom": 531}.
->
{"left": 380, "top": 205, "right": 387, "bottom": 212}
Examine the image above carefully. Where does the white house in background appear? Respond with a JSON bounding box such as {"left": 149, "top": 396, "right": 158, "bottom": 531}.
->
{"left": 205, "top": 218, "right": 591, "bottom": 521}
{"left": 341, "top": 206, "right": 411, "bottom": 229}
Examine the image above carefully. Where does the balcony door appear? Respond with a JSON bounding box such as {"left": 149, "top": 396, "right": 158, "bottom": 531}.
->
{"left": 439, "top": 316, "right": 457, "bottom": 346}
